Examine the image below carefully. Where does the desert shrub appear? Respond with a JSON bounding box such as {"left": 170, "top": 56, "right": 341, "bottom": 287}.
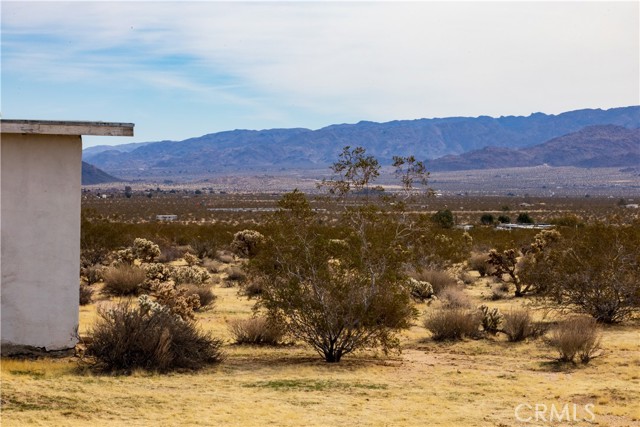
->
{"left": 469, "top": 253, "right": 494, "bottom": 277}
{"left": 406, "top": 278, "right": 434, "bottom": 303}
{"left": 411, "top": 230, "right": 473, "bottom": 268}
{"left": 216, "top": 251, "right": 235, "bottom": 264}
{"left": 547, "top": 316, "right": 601, "bottom": 363}
{"left": 490, "top": 283, "right": 510, "bottom": 300}
{"left": 478, "top": 305, "right": 502, "bottom": 334}
{"left": 424, "top": 308, "right": 481, "bottom": 341}
{"left": 521, "top": 224, "right": 639, "bottom": 323}
{"left": 230, "top": 230, "right": 265, "bottom": 258}
{"left": 240, "top": 276, "right": 265, "bottom": 298}
{"left": 480, "top": 213, "right": 495, "bottom": 225}
{"left": 412, "top": 270, "right": 457, "bottom": 295}
{"left": 114, "top": 248, "right": 136, "bottom": 265}
{"left": 189, "top": 238, "right": 217, "bottom": 260}
{"left": 228, "top": 316, "right": 285, "bottom": 345}
{"left": 202, "top": 258, "right": 222, "bottom": 274}
{"left": 497, "top": 215, "right": 511, "bottom": 224}
{"left": 171, "top": 266, "right": 211, "bottom": 286}
{"left": 158, "top": 245, "right": 184, "bottom": 263}
{"left": 103, "top": 264, "right": 146, "bottom": 296}
{"left": 82, "top": 264, "right": 104, "bottom": 286}
{"left": 86, "top": 300, "right": 223, "bottom": 373}
{"left": 516, "top": 212, "right": 534, "bottom": 224}
{"left": 502, "top": 309, "right": 540, "bottom": 342}
{"left": 432, "top": 209, "right": 454, "bottom": 229}
{"left": 79, "top": 284, "right": 94, "bottom": 306}
{"left": 226, "top": 266, "right": 247, "bottom": 282}
{"left": 548, "top": 214, "right": 584, "bottom": 228}
{"left": 178, "top": 284, "right": 216, "bottom": 310}
{"left": 438, "top": 286, "right": 472, "bottom": 309}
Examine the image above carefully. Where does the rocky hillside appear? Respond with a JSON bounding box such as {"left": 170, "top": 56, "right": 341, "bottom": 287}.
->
{"left": 81, "top": 161, "right": 123, "bottom": 185}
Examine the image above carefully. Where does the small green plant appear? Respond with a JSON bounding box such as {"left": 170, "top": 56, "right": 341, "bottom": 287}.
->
{"left": 497, "top": 215, "right": 511, "bottom": 224}
{"left": 480, "top": 213, "right": 495, "bottom": 225}
{"left": 516, "top": 213, "right": 534, "bottom": 224}
{"left": 432, "top": 209, "right": 455, "bottom": 229}
{"left": 547, "top": 316, "right": 601, "bottom": 363}
{"left": 478, "top": 305, "right": 502, "bottom": 334}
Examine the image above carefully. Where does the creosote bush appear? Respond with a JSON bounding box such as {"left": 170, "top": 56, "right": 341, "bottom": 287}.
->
{"left": 547, "top": 316, "right": 601, "bottom": 363}
{"left": 228, "top": 316, "right": 285, "bottom": 345}
{"left": 103, "top": 264, "right": 146, "bottom": 296}
{"left": 438, "top": 286, "right": 472, "bottom": 309}
{"left": 424, "top": 308, "right": 481, "bottom": 341}
{"left": 87, "top": 300, "right": 223, "bottom": 373}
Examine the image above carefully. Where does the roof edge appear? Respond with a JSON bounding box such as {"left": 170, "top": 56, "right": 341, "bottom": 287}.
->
{"left": 1, "top": 120, "right": 134, "bottom": 137}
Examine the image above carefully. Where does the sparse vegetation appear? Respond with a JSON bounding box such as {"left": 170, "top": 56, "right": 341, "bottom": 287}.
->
{"left": 103, "top": 264, "right": 146, "bottom": 296}
{"left": 424, "top": 308, "right": 481, "bottom": 341}
{"left": 228, "top": 316, "right": 285, "bottom": 345}
{"left": 547, "top": 316, "right": 601, "bottom": 363}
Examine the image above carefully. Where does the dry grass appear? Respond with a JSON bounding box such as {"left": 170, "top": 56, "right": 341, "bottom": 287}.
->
{"left": 3, "top": 275, "right": 640, "bottom": 426}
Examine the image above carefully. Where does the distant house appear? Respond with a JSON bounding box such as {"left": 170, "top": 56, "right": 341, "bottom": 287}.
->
{"left": 156, "top": 214, "right": 178, "bottom": 221}
{"left": 495, "top": 223, "right": 554, "bottom": 231}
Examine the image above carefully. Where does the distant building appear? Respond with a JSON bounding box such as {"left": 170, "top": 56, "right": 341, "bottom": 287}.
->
{"left": 156, "top": 214, "right": 178, "bottom": 221}
{"left": 496, "top": 223, "right": 554, "bottom": 231}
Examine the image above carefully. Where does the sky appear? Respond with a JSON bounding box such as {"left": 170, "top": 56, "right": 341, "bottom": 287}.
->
{"left": 1, "top": 1, "right": 639, "bottom": 148}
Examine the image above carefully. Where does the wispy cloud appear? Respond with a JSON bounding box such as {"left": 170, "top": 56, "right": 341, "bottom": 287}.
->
{"left": 2, "top": 1, "right": 638, "bottom": 144}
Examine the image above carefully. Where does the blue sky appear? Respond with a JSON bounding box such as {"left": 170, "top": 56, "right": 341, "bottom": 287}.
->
{"left": 2, "top": 1, "right": 639, "bottom": 148}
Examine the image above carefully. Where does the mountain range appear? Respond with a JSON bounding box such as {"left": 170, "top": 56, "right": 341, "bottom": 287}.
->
{"left": 81, "top": 161, "right": 123, "bottom": 185}
{"left": 82, "top": 106, "right": 639, "bottom": 180}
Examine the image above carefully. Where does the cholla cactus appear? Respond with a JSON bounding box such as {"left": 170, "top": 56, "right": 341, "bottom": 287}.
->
{"left": 149, "top": 282, "right": 200, "bottom": 321}
{"left": 183, "top": 252, "right": 199, "bottom": 266}
{"left": 114, "top": 248, "right": 136, "bottom": 265}
{"left": 132, "top": 238, "right": 161, "bottom": 263}
{"left": 478, "top": 304, "right": 503, "bottom": 334}
{"left": 230, "top": 229, "right": 265, "bottom": 257}
{"left": 142, "top": 262, "right": 173, "bottom": 283}
{"left": 171, "top": 265, "right": 211, "bottom": 286}
{"left": 407, "top": 278, "right": 435, "bottom": 302}
{"left": 528, "top": 229, "right": 561, "bottom": 254}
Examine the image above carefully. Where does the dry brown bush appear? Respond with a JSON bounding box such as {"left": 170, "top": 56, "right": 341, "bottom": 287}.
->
{"left": 424, "top": 308, "right": 481, "bottom": 341}
{"left": 228, "top": 316, "right": 285, "bottom": 345}
{"left": 547, "top": 316, "right": 601, "bottom": 363}
{"left": 412, "top": 270, "right": 457, "bottom": 295}
{"left": 87, "top": 301, "right": 223, "bottom": 373}
{"left": 103, "top": 264, "right": 146, "bottom": 296}
{"left": 502, "top": 309, "right": 543, "bottom": 342}
{"left": 178, "top": 284, "right": 216, "bottom": 310}
{"left": 79, "top": 284, "right": 94, "bottom": 306}
{"left": 438, "top": 286, "right": 472, "bottom": 309}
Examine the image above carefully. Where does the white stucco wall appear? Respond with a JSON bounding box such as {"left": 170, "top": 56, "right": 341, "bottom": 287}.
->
{"left": 1, "top": 133, "right": 81, "bottom": 352}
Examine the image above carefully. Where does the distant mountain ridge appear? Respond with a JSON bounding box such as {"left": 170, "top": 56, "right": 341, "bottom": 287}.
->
{"left": 81, "top": 161, "right": 123, "bottom": 185}
{"left": 83, "top": 106, "right": 640, "bottom": 178}
{"left": 425, "top": 125, "right": 640, "bottom": 171}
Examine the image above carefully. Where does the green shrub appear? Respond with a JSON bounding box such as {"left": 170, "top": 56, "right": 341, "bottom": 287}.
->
{"left": 547, "top": 316, "right": 601, "bottom": 363}
{"left": 478, "top": 305, "right": 502, "bottom": 334}
{"left": 432, "top": 209, "right": 454, "bottom": 229}
{"left": 228, "top": 316, "right": 285, "bottom": 345}
{"left": 468, "top": 253, "right": 494, "bottom": 277}
{"left": 103, "top": 264, "right": 146, "bottom": 296}
{"left": 480, "top": 213, "right": 495, "bottom": 225}
{"left": 497, "top": 215, "right": 511, "bottom": 224}
{"left": 516, "top": 213, "right": 534, "bottom": 224}
{"left": 424, "top": 308, "right": 481, "bottom": 341}
{"left": 87, "top": 301, "right": 223, "bottom": 373}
